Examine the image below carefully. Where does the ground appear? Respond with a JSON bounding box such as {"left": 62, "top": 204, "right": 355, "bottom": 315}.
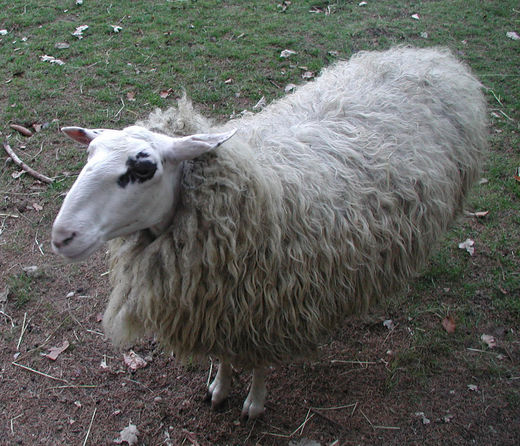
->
{"left": 0, "top": 156, "right": 518, "bottom": 444}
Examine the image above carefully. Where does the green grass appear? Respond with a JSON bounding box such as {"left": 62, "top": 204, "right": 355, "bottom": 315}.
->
{"left": 7, "top": 272, "right": 35, "bottom": 308}
{"left": 1, "top": 0, "right": 519, "bottom": 402}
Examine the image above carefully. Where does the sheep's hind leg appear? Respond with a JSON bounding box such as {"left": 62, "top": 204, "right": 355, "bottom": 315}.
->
{"left": 241, "top": 367, "right": 266, "bottom": 420}
{"left": 207, "top": 360, "right": 232, "bottom": 409}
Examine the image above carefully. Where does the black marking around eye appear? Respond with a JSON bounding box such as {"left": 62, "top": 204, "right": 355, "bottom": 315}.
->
{"left": 117, "top": 156, "right": 157, "bottom": 188}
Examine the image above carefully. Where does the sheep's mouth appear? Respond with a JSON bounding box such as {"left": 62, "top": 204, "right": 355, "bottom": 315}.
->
{"left": 53, "top": 240, "right": 103, "bottom": 263}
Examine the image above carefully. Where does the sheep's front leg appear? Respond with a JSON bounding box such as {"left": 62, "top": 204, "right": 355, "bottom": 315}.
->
{"left": 241, "top": 367, "right": 266, "bottom": 420}
{"left": 207, "top": 360, "right": 232, "bottom": 409}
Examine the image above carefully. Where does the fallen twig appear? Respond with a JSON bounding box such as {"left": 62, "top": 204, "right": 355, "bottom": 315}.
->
{"left": 83, "top": 407, "right": 97, "bottom": 446}
{"left": 47, "top": 384, "right": 98, "bottom": 390}
{"left": 0, "top": 310, "right": 15, "bottom": 328}
{"left": 10, "top": 413, "right": 23, "bottom": 434}
{"left": 359, "top": 408, "right": 400, "bottom": 430}
{"left": 3, "top": 142, "right": 54, "bottom": 184}
{"left": 12, "top": 361, "right": 68, "bottom": 383}
{"left": 292, "top": 408, "right": 314, "bottom": 436}
{"left": 16, "top": 312, "right": 28, "bottom": 351}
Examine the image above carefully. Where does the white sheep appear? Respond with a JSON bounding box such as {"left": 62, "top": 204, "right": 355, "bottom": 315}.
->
{"left": 52, "top": 47, "right": 488, "bottom": 419}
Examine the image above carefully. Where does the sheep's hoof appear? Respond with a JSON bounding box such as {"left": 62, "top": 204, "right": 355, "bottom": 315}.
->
{"left": 240, "top": 396, "right": 265, "bottom": 421}
{"left": 207, "top": 363, "right": 232, "bottom": 409}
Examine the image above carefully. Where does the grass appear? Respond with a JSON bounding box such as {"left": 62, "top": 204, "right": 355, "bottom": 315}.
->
{"left": 0, "top": 1, "right": 519, "bottom": 442}
{"left": 7, "top": 272, "right": 34, "bottom": 308}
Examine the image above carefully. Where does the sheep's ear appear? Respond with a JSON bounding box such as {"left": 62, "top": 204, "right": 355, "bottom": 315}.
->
{"left": 167, "top": 129, "right": 237, "bottom": 162}
{"left": 62, "top": 127, "right": 105, "bottom": 145}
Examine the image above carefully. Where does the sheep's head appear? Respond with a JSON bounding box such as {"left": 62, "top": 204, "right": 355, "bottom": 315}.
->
{"left": 52, "top": 125, "right": 235, "bottom": 261}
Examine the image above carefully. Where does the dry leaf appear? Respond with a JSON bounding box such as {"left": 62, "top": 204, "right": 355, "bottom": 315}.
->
{"left": 467, "top": 384, "right": 478, "bottom": 391}
{"left": 280, "top": 49, "right": 297, "bottom": 58}
{"left": 414, "top": 412, "right": 430, "bottom": 425}
{"left": 100, "top": 358, "right": 109, "bottom": 370}
{"left": 55, "top": 42, "right": 70, "bottom": 49}
{"left": 10, "top": 124, "right": 33, "bottom": 137}
{"left": 72, "top": 25, "right": 89, "bottom": 39}
{"left": 481, "top": 334, "right": 497, "bottom": 348}
{"left": 12, "top": 171, "right": 24, "bottom": 179}
{"left": 383, "top": 319, "right": 395, "bottom": 330}
{"left": 458, "top": 238, "right": 475, "bottom": 256}
{"left": 0, "top": 29, "right": 8, "bottom": 36}
{"left": 301, "top": 71, "right": 315, "bottom": 80}
{"left": 278, "top": 1, "right": 291, "bottom": 12}
{"left": 114, "top": 423, "right": 139, "bottom": 445}
{"left": 123, "top": 350, "right": 147, "bottom": 370}
{"left": 411, "top": 14, "right": 420, "bottom": 20}
{"left": 514, "top": 167, "right": 520, "bottom": 182}
{"left": 443, "top": 414, "right": 455, "bottom": 423}
{"left": 126, "top": 91, "right": 136, "bottom": 101}
{"left": 285, "top": 83, "right": 297, "bottom": 93}
{"left": 466, "top": 210, "right": 489, "bottom": 218}
{"left": 32, "top": 203, "right": 43, "bottom": 212}
{"left": 506, "top": 31, "right": 520, "bottom": 41}
{"left": 442, "top": 315, "right": 456, "bottom": 333}
{"left": 45, "top": 340, "right": 70, "bottom": 361}
{"left": 159, "top": 88, "right": 173, "bottom": 99}
{"left": 41, "top": 55, "right": 65, "bottom": 65}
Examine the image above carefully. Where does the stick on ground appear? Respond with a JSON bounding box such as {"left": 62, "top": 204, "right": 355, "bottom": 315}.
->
{"left": 3, "top": 142, "right": 54, "bottom": 184}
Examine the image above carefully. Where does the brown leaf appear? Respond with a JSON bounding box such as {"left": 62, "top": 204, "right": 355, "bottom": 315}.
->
{"left": 126, "top": 91, "right": 136, "bottom": 101}
{"left": 10, "top": 124, "right": 33, "bottom": 137}
{"left": 45, "top": 340, "right": 70, "bottom": 361}
{"left": 123, "top": 350, "right": 147, "bottom": 370}
{"left": 442, "top": 315, "right": 456, "bottom": 333}
{"left": 32, "top": 203, "right": 43, "bottom": 212}
{"left": 159, "top": 88, "right": 173, "bottom": 99}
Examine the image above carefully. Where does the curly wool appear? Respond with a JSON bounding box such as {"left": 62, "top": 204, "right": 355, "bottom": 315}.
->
{"left": 104, "top": 47, "right": 488, "bottom": 368}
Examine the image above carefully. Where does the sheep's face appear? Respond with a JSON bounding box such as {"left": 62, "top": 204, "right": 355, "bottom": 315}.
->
{"left": 52, "top": 125, "right": 235, "bottom": 261}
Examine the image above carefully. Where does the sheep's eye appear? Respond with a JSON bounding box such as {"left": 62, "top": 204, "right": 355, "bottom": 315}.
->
{"left": 131, "top": 160, "right": 157, "bottom": 180}
{"left": 118, "top": 156, "right": 157, "bottom": 188}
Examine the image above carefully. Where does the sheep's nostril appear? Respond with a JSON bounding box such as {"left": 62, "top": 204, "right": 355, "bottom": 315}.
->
{"left": 53, "top": 231, "right": 77, "bottom": 250}
{"left": 62, "top": 232, "right": 77, "bottom": 246}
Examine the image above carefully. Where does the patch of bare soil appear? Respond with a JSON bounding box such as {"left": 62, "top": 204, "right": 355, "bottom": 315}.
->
{"left": 1, "top": 146, "right": 518, "bottom": 445}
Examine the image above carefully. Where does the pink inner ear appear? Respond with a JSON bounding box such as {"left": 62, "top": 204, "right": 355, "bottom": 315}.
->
{"left": 62, "top": 127, "right": 94, "bottom": 145}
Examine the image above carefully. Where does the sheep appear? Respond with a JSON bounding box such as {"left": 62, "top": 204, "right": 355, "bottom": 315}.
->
{"left": 51, "top": 46, "right": 488, "bottom": 419}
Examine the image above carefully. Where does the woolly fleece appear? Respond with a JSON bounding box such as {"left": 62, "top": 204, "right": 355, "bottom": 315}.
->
{"left": 103, "top": 47, "right": 488, "bottom": 368}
